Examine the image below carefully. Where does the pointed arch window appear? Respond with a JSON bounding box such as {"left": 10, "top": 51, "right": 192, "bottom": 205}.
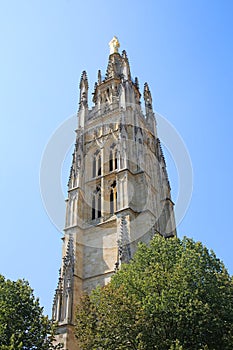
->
{"left": 93, "top": 150, "right": 101, "bottom": 178}
{"left": 92, "top": 196, "right": 96, "bottom": 220}
{"left": 114, "top": 149, "right": 118, "bottom": 169}
{"left": 91, "top": 186, "right": 101, "bottom": 220}
{"left": 110, "top": 180, "right": 117, "bottom": 215}
{"left": 97, "top": 190, "right": 101, "bottom": 218}
{"left": 92, "top": 157, "right": 96, "bottom": 178}
{"left": 98, "top": 155, "right": 101, "bottom": 176}
{"left": 109, "top": 150, "right": 113, "bottom": 172}
{"left": 110, "top": 189, "right": 114, "bottom": 214}
{"left": 109, "top": 144, "right": 118, "bottom": 172}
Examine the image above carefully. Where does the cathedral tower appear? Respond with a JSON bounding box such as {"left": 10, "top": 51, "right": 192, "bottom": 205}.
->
{"left": 52, "top": 37, "right": 176, "bottom": 349}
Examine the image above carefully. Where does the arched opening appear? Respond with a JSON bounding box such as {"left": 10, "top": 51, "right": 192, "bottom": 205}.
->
{"left": 110, "top": 180, "right": 117, "bottom": 215}
{"left": 114, "top": 150, "right": 118, "bottom": 170}
{"left": 91, "top": 186, "right": 101, "bottom": 220}
{"left": 97, "top": 154, "right": 101, "bottom": 176}
{"left": 92, "top": 196, "right": 95, "bottom": 220}
{"left": 93, "top": 150, "right": 101, "bottom": 178}
{"left": 109, "top": 144, "right": 118, "bottom": 171}
{"left": 92, "top": 157, "right": 96, "bottom": 178}
{"left": 110, "top": 189, "right": 114, "bottom": 214}
{"left": 109, "top": 150, "right": 113, "bottom": 171}
{"left": 97, "top": 191, "right": 101, "bottom": 218}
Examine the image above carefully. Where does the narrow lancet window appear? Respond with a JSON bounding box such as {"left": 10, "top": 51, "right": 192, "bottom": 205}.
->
{"left": 92, "top": 186, "right": 101, "bottom": 220}
{"left": 93, "top": 150, "right": 101, "bottom": 178}
{"left": 110, "top": 189, "right": 114, "bottom": 214}
{"left": 93, "top": 157, "right": 96, "bottom": 178}
{"left": 98, "top": 155, "right": 101, "bottom": 176}
{"left": 109, "top": 144, "right": 118, "bottom": 171}
{"left": 92, "top": 196, "right": 95, "bottom": 220}
{"left": 97, "top": 191, "right": 101, "bottom": 218}
{"left": 109, "top": 150, "right": 113, "bottom": 171}
{"left": 110, "top": 180, "right": 117, "bottom": 215}
{"left": 114, "top": 150, "right": 118, "bottom": 170}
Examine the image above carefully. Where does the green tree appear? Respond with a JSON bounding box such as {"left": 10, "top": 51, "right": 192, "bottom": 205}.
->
{"left": 0, "top": 275, "right": 63, "bottom": 350}
{"left": 75, "top": 235, "right": 233, "bottom": 349}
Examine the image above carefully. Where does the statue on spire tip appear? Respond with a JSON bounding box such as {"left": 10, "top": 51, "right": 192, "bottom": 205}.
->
{"left": 109, "top": 36, "right": 120, "bottom": 54}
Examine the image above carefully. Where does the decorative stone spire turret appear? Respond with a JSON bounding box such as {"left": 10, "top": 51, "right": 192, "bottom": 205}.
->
{"left": 116, "top": 216, "right": 131, "bottom": 269}
{"left": 143, "top": 82, "right": 157, "bottom": 134}
{"left": 97, "top": 69, "right": 102, "bottom": 84}
{"left": 122, "top": 50, "right": 131, "bottom": 80}
{"left": 144, "top": 82, "right": 152, "bottom": 110}
{"left": 78, "top": 71, "right": 88, "bottom": 127}
{"left": 105, "top": 51, "right": 122, "bottom": 80}
{"left": 52, "top": 235, "right": 75, "bottom": 325}
{"left": 52, "top": 268, "right": 62, "bottom": 321}
{"left": 90, "top": 39, "right": 141, "bottom": 112}
{"left": 79, "top": 71, "right": 88, "bottom": 108}
{"left": 134, "top": 77, "right": 139, "bottom": 89}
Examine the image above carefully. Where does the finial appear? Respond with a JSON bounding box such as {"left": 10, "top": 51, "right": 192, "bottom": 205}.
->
{"left": 98, "top": 69, "right": 102, "bottom": 84}
{"left": 144, "top": 82, "right": 152, "bottom": 101}
{"left": 144, "top": 82, "right": 153, "bottom": 111}
{"left": 144, "top": 82, "right": 150, "bottom": 93}
{"left": 122, "top": 50, "right": 127, "bottom": 59}
{"left": 79, "top": 70, "right": 88, "bottom": 89}
{"left": 109, "top": 36, "right": 120, "bottom": 54}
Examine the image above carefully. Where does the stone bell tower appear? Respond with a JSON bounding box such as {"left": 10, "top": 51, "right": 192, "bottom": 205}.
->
{"left": 52, "top": 37, "right": 176, "bottom": 349}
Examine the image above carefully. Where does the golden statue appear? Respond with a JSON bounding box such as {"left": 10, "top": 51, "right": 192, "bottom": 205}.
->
{"left": 109, "top": 36, "right": 120, "bottom": 54}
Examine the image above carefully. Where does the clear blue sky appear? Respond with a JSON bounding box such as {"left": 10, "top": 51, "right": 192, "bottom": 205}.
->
{"left": 0, "top": 1, "right": 232, "bottom": 316}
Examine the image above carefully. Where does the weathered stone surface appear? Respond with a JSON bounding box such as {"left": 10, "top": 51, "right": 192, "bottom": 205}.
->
{"left": 52, "top": 38, "right": 176, "bottom": 350}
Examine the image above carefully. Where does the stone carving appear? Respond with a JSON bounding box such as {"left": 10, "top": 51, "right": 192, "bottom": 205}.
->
{"left": 79, "top": 71, "right": 88, "bottom": 109}
{"left": 98, "top": 69, "right": 102, "bottom": 84}
{"left": 52, "top": 235, "right": 74, "bottom": 323}
{"left": 116, "top": 216, "right": 131, "bottom": 270}
{"left": 143, "top": 82, "right": 152, "bottom": 108}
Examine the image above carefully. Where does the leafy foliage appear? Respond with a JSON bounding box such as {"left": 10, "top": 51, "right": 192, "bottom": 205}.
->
{"left": 75, "top": 235, "right": 233, "bottom": 349}
{"left": 0, "top": 275, "right": 63, "bottom": 350}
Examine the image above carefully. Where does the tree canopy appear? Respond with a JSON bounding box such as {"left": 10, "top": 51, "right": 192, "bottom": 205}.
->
{"left": 75, "top": 235, "right": 233, "bottom": 350}
{"left": 0, "top": 275, "right": 62, "bottom": 350}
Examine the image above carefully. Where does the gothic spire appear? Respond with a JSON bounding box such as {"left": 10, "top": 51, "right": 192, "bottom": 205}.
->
{"left": 116, "top": 216, "right": 131, "bottom": 269}
{"left": 79, "top": 70, "right": 88, "bottom": 90}
{"left": 134, "top": 77, "right": 139, "bottom": 89}
{"left": 79, "top": 70, "right": 88, "bottom": 110}
{"left": 63, "top": 234, "right": 75, "bottom": 269}
{"left": 122, "top": 50, "right": 131, "bottom": 80}
{"left": 78, "top": 71, "right": 89, "bottom": 127}
{"left": 143, "top": 82, "right": 152, "bottom": 109}
{"left": 98, "top": 69, "right": 102, "bottom": 84}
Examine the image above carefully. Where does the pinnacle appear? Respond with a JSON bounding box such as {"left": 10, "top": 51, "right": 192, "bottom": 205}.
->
{"left": 81, "top": 70, "right": 87, "bottom": 80}
{"left": 144, "top": 82, "right": 150, "bottom": 91}
{"left": 122, "top": 50, "right": 128, "bottom": 59}
{"left": 79, "top": 70, "right": 88, "bottom": 89}
{"left": 135, "top": 77, "right": 139, "bottom": 89}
